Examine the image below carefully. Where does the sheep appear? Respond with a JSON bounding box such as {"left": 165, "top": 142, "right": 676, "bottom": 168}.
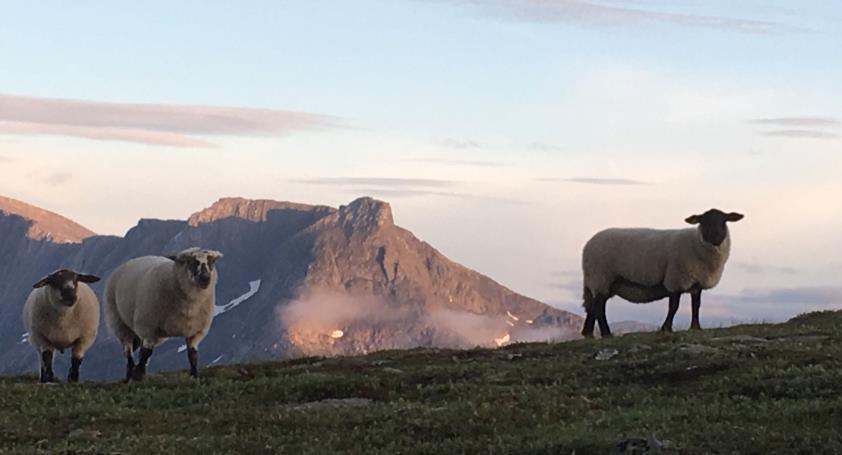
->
{"left": 22, "top": 269, "right": 101, "bottom": 383}
{"left": 581, "top": 209, "right": 743, "bottom": 338}
{"left": 104, "top": 247, "right": 223, "bottom": 381}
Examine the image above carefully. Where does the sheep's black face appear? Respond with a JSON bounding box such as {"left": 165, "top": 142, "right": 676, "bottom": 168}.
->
{"left": 169, "top": 249, "right": 223, "bottom": 290}
{"left": 33, "top": 270, "right": 100, "bottom": 306}
{"left": 685, "top": 209, "right": 744, "bottom": 246}
{"left": 187, "top": 257, "right": 213, "bottom": 289}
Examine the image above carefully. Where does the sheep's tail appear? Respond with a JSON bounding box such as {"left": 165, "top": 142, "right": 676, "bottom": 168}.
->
{"left": 582, "top": 285, "right": 594, "bottom": 313}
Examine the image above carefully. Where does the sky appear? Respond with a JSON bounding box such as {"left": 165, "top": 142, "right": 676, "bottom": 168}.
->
{"left": 1, "top": 0, "right": 841, "bottom": 326}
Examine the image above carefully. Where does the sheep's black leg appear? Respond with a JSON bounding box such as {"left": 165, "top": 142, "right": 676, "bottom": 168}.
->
{"left": 68, "top": 356, "right": 82, "bottom": 383}
{"left": 690, "top": 290, "right": 702, "bottom": 330}
{"left": 595, "top": 295, "right": 612, "bottom": 338}
{"left": 40, "top": 350, "right": 55, "bottom": 383}
{"left": 187, "top": 346, "right": 199, "bottom": 378}
{"left": 582, "top": 313, "right": 596, "bottom": 338}
{"left": 661, "top": 293, "right": 681, "bottom": 332}
{"left": 132, "top": 347, "right": 153, "bottom": 381}
{"left": 124, "top": 350, "right": 136, "bottom": 383}
{"left": 581, "top": 288, "right": 597, "bottom": 338}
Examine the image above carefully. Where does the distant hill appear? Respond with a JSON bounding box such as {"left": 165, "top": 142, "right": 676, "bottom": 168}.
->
{"left": 0, "top": 195, "right": 95, "bottom": 243}
{"left": 0, "top": 195, "right": 584, "bottom": 379}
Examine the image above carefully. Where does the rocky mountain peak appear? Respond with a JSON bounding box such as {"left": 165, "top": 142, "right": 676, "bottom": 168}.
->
{"left": 188, "top": 197, "right": 334, "bottom": 226}
{"left": 337, "top": 197, "right": 394, "bottom": 235}
{"left": 0, "top": 195, "right": 95, "bottom": 243}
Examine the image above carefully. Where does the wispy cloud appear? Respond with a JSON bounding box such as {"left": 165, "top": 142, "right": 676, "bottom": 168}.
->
{"left": 291, "top": 177, "right": 458, "bottom": 188}
{"left": 45, "top": 172, "right": 72, "bottom": 187}
{"left": 762, "top": 129, "right": 839, "bottom": 140}
{"left": 348, "top": 188, "right": 526, "bottom": 205}
{"left": 732, "top": 262, "right": 798, "bottom": 275}
{"left": 449, "top": 0, "right": 791, "bottom": 34}
{"left": 530, "top": 142, "right": 565, "bottom": 153}
{"left": 723, "top": 286, "right": 842, "bottom": 306}
{"left": 751, "top": 117, "right": 841, "bottom": 127}
{"left": 407, "top": 157, "right": 510, "bottom": 167}
{"left": 289, "top": 176, "right": 524, "bottom": 204}
{"left": 440, "top": 138, "right": 484, "bottom": 149}
{"left": 0, "top": 122, "right": 217, "bottom": 148}
{"left": 538, "top": 177, "right": 648, "bottom": 185}
{"left": 0, "top": 94, "right": 341, "bottom": 147}
{"left": 691, "top": 285, "right": 842, "bottom": 323}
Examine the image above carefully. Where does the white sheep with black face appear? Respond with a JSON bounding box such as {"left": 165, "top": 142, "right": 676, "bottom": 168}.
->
{"left": 580, "top": 209, "right": 743, "bottom": 338}
{"left": 104, "top": 247, "right": 223, "bottom": 381}
{"left": 22, "top": 269, "right": 101, "bottom": 383}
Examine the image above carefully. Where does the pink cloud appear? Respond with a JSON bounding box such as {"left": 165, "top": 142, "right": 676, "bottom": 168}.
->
{"left": 453, "top": 0, "right": 791, "bottom": 34}
{"left": 0, "top": 121, "right": 217, "bottom": 148}
{"left": 0, "top": 94, "right": 341, "bottom": 147}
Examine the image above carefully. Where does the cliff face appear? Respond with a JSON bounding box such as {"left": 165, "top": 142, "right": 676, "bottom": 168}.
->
{"left": 0, "top": 196, "right": 583, "bottom": 380}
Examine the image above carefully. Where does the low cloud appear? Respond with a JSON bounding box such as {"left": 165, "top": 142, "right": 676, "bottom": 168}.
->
{"left": 732, "top": 262, "right": 798, "bottom": 275}
{"left": 347, "top": 188, "right": 527, "bottom": 206}
{"left": 529, "top": 142, "right": 565, "bottom": 153}
{"left": 45, "top": 172, "right": 72, "bottom": 186}
{"left": 552, "top": 270, "right": 580, "bottom": 279}
{"left": 290, "top": 176, "right": 526, "bottom": 205}
{"left": 0, "top": 121, "right": 217, "bottom": 148}
{"left": 682, "top": 286, "right": 842, "bottom": 324}
{"left": 0, "top": 94, "right": 340, "bottom": 147}
{"left": 440, "top": 138, "right": 484, "bottom": 149}
{"left": 723, "top": 286, "right": 842, "bottom": 306}
{"left": 291, "top": 177, "right": 457, "bottom": 188}
{"left": 751, "top": 117, "right": 841, "bottom": 127}
{"left": 277, "top": 291, "right": 566, "bottom": 353}
{"left": 549, "top": 280, "right": 582, "bottom": 294}
{"left": 407, "top": 157, "right": 510, "bottom": 167}
{"left": 538, "top": 177, "right": 648, "bottom": 186}
{"left": 446, "top": 0, "right": 791, "bottom": 34}
{"left": 762, "top": 130, "right": 838, "bottom": 140}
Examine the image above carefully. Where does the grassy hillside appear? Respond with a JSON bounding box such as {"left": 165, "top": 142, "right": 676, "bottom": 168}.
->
{"left": 2, "top": 311, "right": 842, "bottom": 454}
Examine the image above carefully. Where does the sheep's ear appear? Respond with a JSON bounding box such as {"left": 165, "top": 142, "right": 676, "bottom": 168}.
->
{"left": 32, "top": 275, "right": 52, "bottom": 289}
{"left": 685, "top": 214, "right": 702, "bottom": 225}
{"left": 725, "top": 212, "right": 744, "bottom": 222}
{"left": 77, "top": 274, "right": 101, "bottom": 283}
{"left": 165, "top": 254, "right": 180, "bottom": 262}
{"left": 207, "top": 250, "right": 223, "bottom": 266}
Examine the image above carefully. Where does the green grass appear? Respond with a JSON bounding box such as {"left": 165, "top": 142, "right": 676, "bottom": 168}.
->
{"left": 3, "top": 311, "right": 842, "bottom": 454}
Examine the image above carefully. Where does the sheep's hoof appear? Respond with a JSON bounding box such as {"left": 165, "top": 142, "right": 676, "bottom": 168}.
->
{"left": 660, "top": 326, "right": 673, "bottom": 333}
{"left": 690, "top": 325, "right": 702, "bottom": 331}
{"left": 131, "top": 367, "right": 147, "bottom": 381}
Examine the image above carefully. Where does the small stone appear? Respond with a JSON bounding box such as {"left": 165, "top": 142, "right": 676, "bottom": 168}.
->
{"left": 676, "top": 343, "right": 718, "bottom": 354}
{"left": 595, "top": 349, "right": 619, "bottom": 361}
{"left": 628, "top": 344, "right": 652, "bottom": 353}
{"left": 382, "top": 367, "right": 404, "bottom": 374}
{"left": 712, "top": 335, "right": 769, "bottom": 344}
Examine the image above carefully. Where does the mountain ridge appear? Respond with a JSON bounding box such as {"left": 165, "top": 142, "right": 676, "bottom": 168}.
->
{"left": 0, "top": 195, "right": 95, "bottom": 243}
{"left": 0, "top": 195, "right": 585, "bottom": 380}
